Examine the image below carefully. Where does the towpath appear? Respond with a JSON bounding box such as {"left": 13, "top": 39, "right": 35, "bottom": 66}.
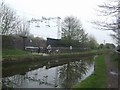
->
{"left": 104, "top": 54, "right": 118, "bottom": 88}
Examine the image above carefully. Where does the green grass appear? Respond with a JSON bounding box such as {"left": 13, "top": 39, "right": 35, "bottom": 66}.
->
{"left": 73, "top": 55, "right": 107, "bottom": 88}
{"left": 2, "top": 49, "right": 103, "bottom": 61}
{"left": 2, "top": 49, "right": 31, "bottom": 57}
{"left": 2, "top": 49, "right": 108, "bottom": 65}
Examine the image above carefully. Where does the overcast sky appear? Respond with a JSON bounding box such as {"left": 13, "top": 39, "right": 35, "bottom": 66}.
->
{"left": 4, "top": 0, "right": 115, "bottom": 44}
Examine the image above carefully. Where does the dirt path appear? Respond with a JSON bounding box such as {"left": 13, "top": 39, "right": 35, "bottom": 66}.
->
{"left": 104, "top": 54, "right": 118, "bottom": 88}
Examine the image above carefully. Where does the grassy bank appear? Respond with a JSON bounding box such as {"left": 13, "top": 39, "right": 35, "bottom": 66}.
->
{"left": 2, "top": 49, "right": 106, "bottom": 57}
{"left": 2, "top": 49, "right": 108, "bottom": 65}
{"left": 73, "top": 55, "right": 107, "bottom": 88}
{"left": 2, "top": 49, "right": 31, "bottom": 57}
{"left": 2, "top": 49, "right": 103, "bottom": 60}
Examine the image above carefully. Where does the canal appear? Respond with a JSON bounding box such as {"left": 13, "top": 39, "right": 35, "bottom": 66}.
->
{"left": 2, "top": 56, "right": 95, "bottom": 88}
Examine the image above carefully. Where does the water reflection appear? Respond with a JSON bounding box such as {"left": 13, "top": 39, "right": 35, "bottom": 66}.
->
{"left": 3, "top": 66, "right": 60, "bottom": 88}
{"left": 60, "top": 61, "right": 87, "bottom": 88}
{"left": 2, "top": 57, "right": 94, "bottom": 88}
{"left": 59, "top": 59, "right": 93, "bottom": 88}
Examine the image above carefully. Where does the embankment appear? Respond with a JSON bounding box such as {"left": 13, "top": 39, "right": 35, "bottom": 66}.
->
{"left": 2, "top": 50, "right": 105, "bottom": 66}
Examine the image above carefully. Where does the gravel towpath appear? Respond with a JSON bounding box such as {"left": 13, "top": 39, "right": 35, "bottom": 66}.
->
{"left": 104, "top": 54, "right": 118, "bottom": 88}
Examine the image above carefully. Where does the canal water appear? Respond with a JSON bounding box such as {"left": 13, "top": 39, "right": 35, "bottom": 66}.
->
{"left": 2, "top": 56, "right": 95, "bottom": 88}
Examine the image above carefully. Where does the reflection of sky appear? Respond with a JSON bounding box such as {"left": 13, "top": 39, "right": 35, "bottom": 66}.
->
{"left": 27, "top": 66, "right": 58, "bottom": 85}
{"left": 3, "top": 0, "right": 115, "bottom": 44}
{"left": 3, "top": 62, "right": 94, "bottom": 88}
{"left": 81, "top": 64, "right": 94, "bottom": 81}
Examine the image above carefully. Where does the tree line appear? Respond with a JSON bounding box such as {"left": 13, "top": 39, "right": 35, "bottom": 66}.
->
{"left": 0, "top": 1, "right": 99, "bottom": 49}
{"left": 1, "top": 1, "right": 117, "bottom": 50}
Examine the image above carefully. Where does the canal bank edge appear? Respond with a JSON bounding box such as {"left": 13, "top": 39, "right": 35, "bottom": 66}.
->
{"left": 2, "top": 50, "right": 105, "bottom": 65}
{"left": 73, "top": 55, "right": 107, "bottom": 88}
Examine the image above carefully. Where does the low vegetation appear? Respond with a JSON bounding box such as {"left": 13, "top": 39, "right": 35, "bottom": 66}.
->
{"left": 110, "top": 52, "right": 119, "bottom": 64}
{"left": 110, "top": 51, "right": 119, "bottom": 70}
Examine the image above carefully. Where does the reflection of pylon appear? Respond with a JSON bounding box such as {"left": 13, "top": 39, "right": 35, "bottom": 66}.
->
{"left": 54, "top": 67, "right": 58, "bottom": 87}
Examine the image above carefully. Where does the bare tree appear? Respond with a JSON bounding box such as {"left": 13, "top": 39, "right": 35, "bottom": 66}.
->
{"left": 0, "top": 1, "right": 30, "bottom": 37}
{"left": 94, "top": 0, "right": 120, "bottom": 46}
{"left": 0, "top": 1, "right": 20, "bottom": 35}
{"left": 17, "top": 19, "right": 30, "bottom": 37}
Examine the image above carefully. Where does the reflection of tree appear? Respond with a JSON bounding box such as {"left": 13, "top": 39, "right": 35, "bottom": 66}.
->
{"left": 59, "top": 60, "right": 93, "bottom": 88}
{"left": 2, "top": 75, "right": 26, "bottom": 88}
{"left": 2, "top": 56, "right": 94, "bottom": 88}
